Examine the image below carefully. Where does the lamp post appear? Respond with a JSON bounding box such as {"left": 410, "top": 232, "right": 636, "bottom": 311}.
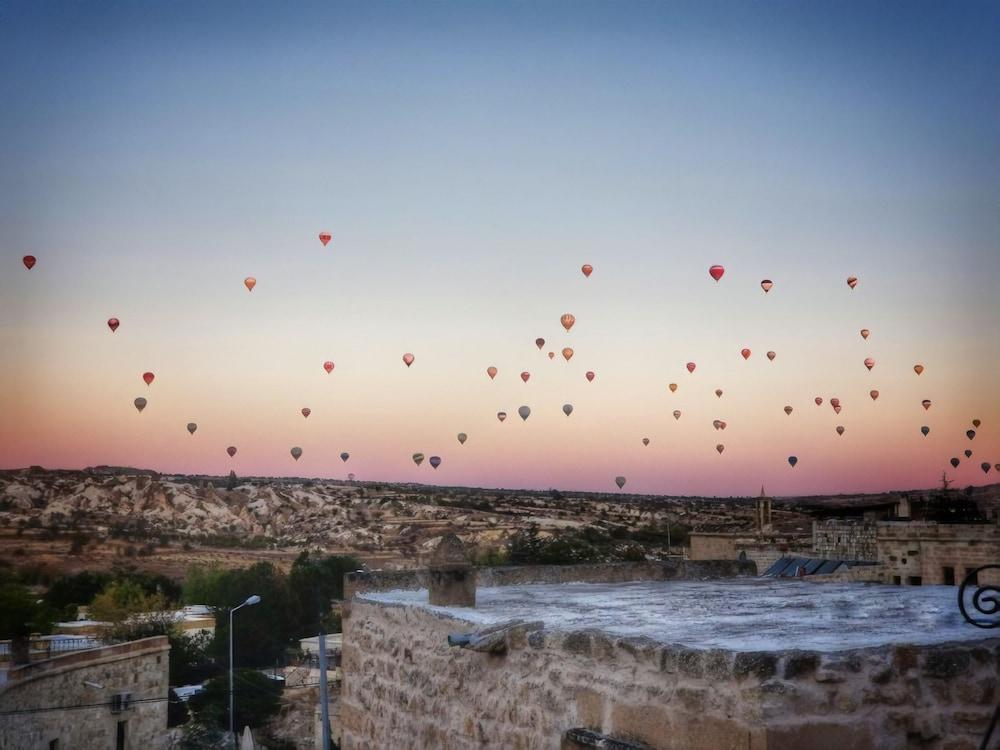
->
{"left": 229, "top": 594, "right": 261, "bottom": 746}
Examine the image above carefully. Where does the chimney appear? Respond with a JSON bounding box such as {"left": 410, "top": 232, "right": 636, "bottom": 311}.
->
{"left": 428, "top": 534, "right": 476, "bottom": 607}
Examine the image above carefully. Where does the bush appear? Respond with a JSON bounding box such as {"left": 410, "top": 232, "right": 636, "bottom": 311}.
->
{"left": 189, "top": 669, "right": 282, "bottom": 732}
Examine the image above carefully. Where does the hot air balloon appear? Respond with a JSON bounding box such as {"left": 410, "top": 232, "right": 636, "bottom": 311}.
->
{"left": 457, "top": 433, "right": 467, "bottom": 445}
{"left": 836, "top": 426, "right": 845, "bottom": 435}
{"left": 788, "top": 456, "right": 798, "bottom": 467}
{"left": 709, "top": 265, "right": 725, "bottom": 282}
{"left": 323, "top": 361, "right": 335, "bottom": 374}
{"left": 950, "top": 457, "right": 960, "bottom": 468}
{"left": 719, "top": 421, "right": 728, "bottom": 430}
{"left": 340, "top": 452, "right": 350, "bottom": 462}
{"left": 107, "top": 318, "right": 120, "bottom": 333}
{"left": 562, "top": 347, "right": 574, "bottom": 362}
{"left": 870, "top": 390, "right": 879, "bottom": 401}
{"left": 412, "top": 453, "right": 425, "bottom": 466}
{"left": 142, "top": 372, "right": 155, "bottom": 386}
{"left": 965, "top": 449, "right": 973, "bottom": 458}
{"left": 864, "top": 358, "right": 875, "bottom": 371}
{"left": 561, "top": 314, "right": 575, "bottom": 332}
{"left": 615, "top": 476, "right": 626, "bottom": 489}
{"left": 741, "top": 348, "right": 751, "bottom": 360}
{"left": 581, "top": 264, "right": 593, "bottom": 278}
{"left": 22, "top": 255, "right": 36, "bottom": 270}
{"left": 847, "top": 276, "right": 858, "bottom": 289}
{"left": 487, "top": 366, "right": 498, "bottom": 380}
{"left": 760, "top": 279, "right": 773, "bottom": 293}
{"left": 642, "top": 438, "right": 650, "bottom": 446}
{"left": 548, "top": 352, "right": 555, "bottom": 360}
{"left": 562, "top": 404, "right": 573, "bottom": 417}
{"left": 815, "top": 397, "right": 823, "bottom": 406}
{"left": 586, "top": 371, "right": 595, "bottom": 382}
{"left": 716, "top": 444, "right": 725, "bottom": 454}
{"left": 301, "top": 408, "right": 311, "bottom": 418}
{"left": 981, "top": 463, "right": 991, "bottom": 475}
{"left": 244, "top": 277, "right": 256, "bottom": 292}
{"left": 972, "top": 419, "right": 981, "bottom": 428}
{"left": 348, "top": 473, "right": 356, "bottom": 481}
{"left": 921, "top": 426, "right": 930, "bottom": 436}
{"left": 290, "top": 447, "right": 303, "bottom": 460}
{"left": 187, "top": 423, "right": 197, "bottom": 435}
{"left": 535, "top": 338, "right": 545, "bottom": 350}
{"left": 403, "top": 353, "right": 415, "bottom": 367}
{"left": 860, "top": 329, "right": 870, "bottom": 340}
{"left": 913, "top": 364, "right": 924, "bottom": 375}
{"left": 518, "top": 406, "right": 531, "bottom": 421}
{"left": 520, "top": 371, "right": 530, "bottom": 383}
{"left": 686, "top": 362, "right": 696, "bottom": 374}
{"left": 227, "top": 446, "right": 237, "bottom": 457}
{"left": 967, "top": 430, "right": 976, "bottom": 440}
{"left": 673, "top": 410, "right": 681, "bottom": 420}
{"left": 922, "top": 400, "right": 931, "bottom": 411}
{"left": 715, "top": 389, "right": 723, "bottom": 398}
{"left": 429, "top": 456, "right": 441, "bottom": 469}
{"left": 497, "top": 412, "right": 507, "bottom": 422}
{"left": 318, "top": 232, "right": 332, "bottom": 246}
{"left": 766, "top": 351, "right": 776, "bottom": 362}
{"left": 668, "top": 383, "right": 678, "bottom": 393}
{"left": 834, "top": 405, "right": 842, "bottom": 414}
{"left": 133, "top": 397, "right": 147, "bottom": 413}
{"left": 784, "top": 406, "right": 793, "bottom": 415}
{"left": 712, "top": 420, "right": 721, "bottom": 430}
{"left": 995, "top": 464, "right": 1000, "bottom": 473}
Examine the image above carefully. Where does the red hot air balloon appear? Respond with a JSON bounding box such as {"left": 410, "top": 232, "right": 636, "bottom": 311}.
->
{"left": 741, "top": 348, "right": 751, "bottom": 360}
{"left": 766, "top": 351, "right": 776, "bottom": 361}
{"left": 760, "top": 279, "right": 773, "bottom": 293}
{"left": 709, "top": 265, "right": 725, "bottom": 282}
{"left": 301, "top": 407, "right": 311, "bottom": 418}
{"left": 686, "top": 362, "right": 696, "bottom": 374}
{"left": 815, "top": 397, "right": 823, "bottom": 406}
{"left": 719, "top": 421, "right": 727, "bottom": 430}
{"left": 870, "top": 390, "right": 879, "bottom": 401}
{"left": 22, "top": 255, "right": 36, "bottom": 270}
{"left": 585, "top": 371, "right": 595, "bottom": 382}
{"left": 107, "top": 318, "right": 120, "bottom": 332}
{"left": 535, "top": 338, "right": 545, "bottom": 350}
{"left": 227, "top": 446, "right": 237, "bottom": 457}
{"left": 520, "top": 371, "right": 530, "bottom": 383}
{"left": 581, "top": 264, "right": 593, "bottom": 278}
{"left": 244, "top": 277, "right": 256, "bottom": 292}
{"left": 402, "top": 353, "right": 415, "bottom": 367}
{"left": 561, "top": 314, "right": 576, "bottom": 332}
{"left": 836, "top": 426, "right": 845, "bottom": 435}
{"left": 847, "top": 276, "right": 858, "bottom": 289}
{"left": 318, "top": 232, "right": 332, "bottom": 246}
{"left": 487, "top": 366, "right": 497, "bottom": 380}
{"left": 922, "top": 399, "right": 931, "bottom": 411}
{"left": 323, "top": 361, "right": 334, "bottom": 374}
{"left": 142, "top": 372, "right": 155, "bottom": 386}
{"left": 864, "top": 357, "right": 875, "bottom": 371}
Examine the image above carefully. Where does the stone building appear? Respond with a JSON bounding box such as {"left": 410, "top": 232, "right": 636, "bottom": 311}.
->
{"left": 0, "top": 636, "right": 170, "bottom": 749}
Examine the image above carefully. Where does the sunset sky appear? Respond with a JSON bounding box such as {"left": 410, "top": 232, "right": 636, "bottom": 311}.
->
{"left": 2, "top": 1, "right": 998, "bottom": 497}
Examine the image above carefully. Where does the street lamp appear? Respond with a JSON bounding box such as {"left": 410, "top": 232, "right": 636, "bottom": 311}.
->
{"left": 229, "top": 595, "right": 261, "bottom": 745}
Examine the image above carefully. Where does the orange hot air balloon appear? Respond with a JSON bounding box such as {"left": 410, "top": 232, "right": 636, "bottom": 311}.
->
{"left": 815, "top": 397, "right": 823, "bottom": 406}
{"left": 497, "top": 411, "right": 507, "bottom": 422}
{"left": 301, "top": 407, "right": 311, "bottom": 418}
{"left": 22, "top": 255, "right": 36, "bottom": 270}
{"left": 686, "top": 362, "right": 696, "bottom": 374}
{"left": 323, "top": 361, "right": 334, "bottom": 374}
{"left": 836, "top": 426, "right": 845, "bottom": 435}
{"left": 142, "top": 372, "right": 155, "bottom": 386}
{"left": 562, "top": 348, "right": 574, "bottom": 362}
{"left": 402, "top": 353, "right": 415, "bottom": 367}
{"left": 847, "top": 276, "right": 858, "bottom": 289}
{"left": 520, "top": 371, "right": 530, "bottom": 383}
{"left": 972, "top": 419, "right": 981, "bottom": 428}
{"left": 107, "top": 318, "right": 120, "bottom": 332}
{"left": 921, "top": 399, "right": 931, "bottom": 411}
{"left": 860, "top": 329, "right": 870, "bottom": 340}
{"left": 535, "top": 338, "right": 545, "bottom": 350}
{"left": 864, "top": 357, "right": 875, "bottom": 371}
{"left": 715, "top": 389, "right": 723, "bottom": 398}
{"left": 581, "top": 264, "right": 593, "bottom": 278}
{"left": 673, "top": 410, "right": 682, "bottom": 420}
{"left": 487, "top": 366, "right": 498, "bottom": 380}
{"left": 548, "top": 352, "right": 555, "bottom": 360}
{"left": 642, "top": 437, "right": 650, "bottom": 446}
{"left": 766, "top": 351, "right": 776, "bottom": 361}
{"left": 318, "top": 232, "right": 332, "bottom": 246}
{"left": 741, "top": 348, "right": 751, "bottom": 360}
{"left": 668, "top": 383, "right": 678, "bottom": 393}
{"left": 870, "top": 390, "right": 879, "bottom": 401}
{"left": 784, "top": 406, "right": 793, "bottom": 415}
{"left": 585, "top": 371, "right": 595, "bottom": 382}
{"left": 716, "top": 444, "right": 725, "bottom": 454}
{"left": 560, "top": 313, "right": 576, "bottom": 332}
{"left": 760, "top": 279, "right": 773, "bottom": 293}
{"left": 227, "top": 446, "right": 237, "bottom": 457}
{"left": 913, "top": 364, "right": 924, "bottom": 375}
{"left": 709, "top": 265, "right": 725, "bottom": 282}
{"left": 244, "top": 277, "right": 256, "bottom": 292}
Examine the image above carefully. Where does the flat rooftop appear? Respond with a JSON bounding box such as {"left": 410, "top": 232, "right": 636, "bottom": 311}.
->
{"left": 362, "top": 579, "right": 985, "bottom": 652}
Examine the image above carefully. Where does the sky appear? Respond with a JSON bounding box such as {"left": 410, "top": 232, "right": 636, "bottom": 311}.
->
{"left": 1, "top": 1, "right": 998, "bottom": 497}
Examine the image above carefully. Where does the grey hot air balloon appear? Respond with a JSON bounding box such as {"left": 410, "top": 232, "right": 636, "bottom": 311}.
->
{"left": 788, "top": 455, "right": 798, "bottom": 467}
{"left": 134, "top": 397, "right": 147, "bottom": 413}
{"left": 290, "top": 446, "right": 303, "bottom": 460}
{"left": 340, "top": 452, "right": 349, "bottom": 462}
{"left": 457, "top": 433, "right": 467, "bottom": 445}
{"left": 615, "top": 476, "right": 626, "bottom": 489}
{"left": 562, "top": 404, "right": 573, "bottom": 417}
{"left": 187, "top": 423, "right": 197, "bottom": 435}
{"left": 921, "top": 426, "right": 930, "bottom": 437}
{"left": 518, "top": 405, "right": 531, "bottom": 421}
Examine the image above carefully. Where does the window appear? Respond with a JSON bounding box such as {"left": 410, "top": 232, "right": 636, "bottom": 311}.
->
{"left": 49, "top": 740, "right": 59, "bottom": 750}
{"left": 908, "top": 576, "right": 922, "bottom": 586}
{"left": 116, "top": 721, "right": 127, "bottom": 750}
{"left": 965, "top": 568, "right": 980, "bottom": 586}
{"left": 892, "top": 576, "right": 901, "bottom": 585}
{"left": 943, "top": 566, "right": 955, "bottom": 586}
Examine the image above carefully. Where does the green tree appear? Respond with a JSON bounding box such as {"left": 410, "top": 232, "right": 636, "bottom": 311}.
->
{"left": 89, "top": 580, "right": 167, "bottom": 623}
{"left": 0, "top": 580, "right": 55, "bottom": 639}
{"left": 287, "top": 552, "right": 362, "bottom": 636}
{"left": 188, "top": 669, "right": 282, "bottom": 732}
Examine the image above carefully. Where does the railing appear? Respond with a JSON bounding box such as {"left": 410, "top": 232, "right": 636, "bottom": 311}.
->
{"left": 0, "top": 636, "right": 105, "bottom": 661}
{"left": 958, "top": 565, "right": 1000, "bottom": 750}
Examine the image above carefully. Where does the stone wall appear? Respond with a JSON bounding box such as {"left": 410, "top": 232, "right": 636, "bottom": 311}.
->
{"left": 813, "top": 520, "right": 878, "bottom": 561}
{"left": 341, "top": 598, "right": 1000, "bottom": 750}
{"left": 875, "top": 522, "right": 1000, "bottom": 586}
{"left": 0, "top": 636, "right": 170, "bottom": 750}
